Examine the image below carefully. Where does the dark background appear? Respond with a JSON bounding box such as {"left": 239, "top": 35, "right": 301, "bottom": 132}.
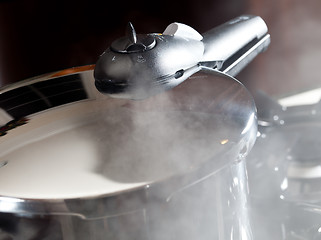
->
{"left": 0, "top": 0, "right": 321, "bottom": 98}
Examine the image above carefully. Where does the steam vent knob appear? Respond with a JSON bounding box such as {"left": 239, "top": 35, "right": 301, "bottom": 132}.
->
{"left": 111, "top": 22, "right": 156, "bottom": 53}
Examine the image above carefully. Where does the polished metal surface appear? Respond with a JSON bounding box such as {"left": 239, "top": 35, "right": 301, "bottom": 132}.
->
{"left": 94, "top": 15, "right": 270, "bottom": 99}
{"left": 0, "top": 67, "right": 257, "bottom": 239}
{"left": 247, "top": 94, "right": 321, "bottom": 239}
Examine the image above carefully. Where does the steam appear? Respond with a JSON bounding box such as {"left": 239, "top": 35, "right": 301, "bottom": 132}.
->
{"left": 83, "top": 72, "right": 256, "bottom": 239}
{"left": 95, "top": 106, "right": 225, "bottom": 183}
{"left": 0, "top": 71, "right": 256, "bottom": 239}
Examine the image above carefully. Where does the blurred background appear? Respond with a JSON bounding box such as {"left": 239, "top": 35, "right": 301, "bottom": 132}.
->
{"left": 0, "top": 0, "right": 320, "bottom": 99}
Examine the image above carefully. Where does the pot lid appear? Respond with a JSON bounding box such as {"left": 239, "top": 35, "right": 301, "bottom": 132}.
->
{"left": 0, "top": 66, "right": 257, "bottom": 201}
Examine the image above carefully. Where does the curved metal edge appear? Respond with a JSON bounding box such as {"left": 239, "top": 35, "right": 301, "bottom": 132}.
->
{"left": 0, "top": 65, "right": 95, "bottom": 95}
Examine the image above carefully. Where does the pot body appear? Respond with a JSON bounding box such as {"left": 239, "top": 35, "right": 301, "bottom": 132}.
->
{"left": 0, "top": 66, "right": 257, "bottom": 239}
{"left": 0, "top": 161, "right": 251, "bottom": 240}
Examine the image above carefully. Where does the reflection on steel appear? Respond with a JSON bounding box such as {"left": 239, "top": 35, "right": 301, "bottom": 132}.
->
{"left": 0, "top": 117, "right": 29, "bottom": 136}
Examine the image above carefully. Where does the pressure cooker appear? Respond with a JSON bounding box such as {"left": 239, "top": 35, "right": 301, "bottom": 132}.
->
{"left": 0, "top": 15, "right": 269, "bottom": 239}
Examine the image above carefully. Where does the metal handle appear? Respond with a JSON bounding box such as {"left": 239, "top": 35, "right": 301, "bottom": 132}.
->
{"left": 200, "top": 15, "right": 270, "bottom": 76}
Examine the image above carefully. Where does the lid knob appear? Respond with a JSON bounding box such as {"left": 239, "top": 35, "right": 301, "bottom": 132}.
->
{"left": 111, "top": 22, "right": 156, "bottom": 53}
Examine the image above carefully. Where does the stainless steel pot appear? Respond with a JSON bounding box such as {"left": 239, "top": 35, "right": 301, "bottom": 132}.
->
{"left": 0, "top": 66, "right": 257, "bottom": 239}
{"left": 247, "top": 91, "right": 321, "bottom": 240}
